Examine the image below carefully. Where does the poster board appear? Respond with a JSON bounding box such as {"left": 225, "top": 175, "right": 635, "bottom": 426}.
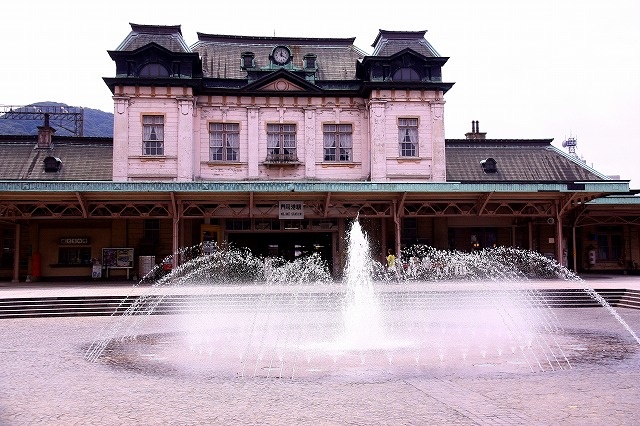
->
{"left": 102, "top": 248, "right": 134, "bottom": 269}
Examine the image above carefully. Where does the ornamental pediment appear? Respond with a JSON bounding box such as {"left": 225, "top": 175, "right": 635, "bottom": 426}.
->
{"left": 257, "top": 78, "right": 305, "bottom": 92}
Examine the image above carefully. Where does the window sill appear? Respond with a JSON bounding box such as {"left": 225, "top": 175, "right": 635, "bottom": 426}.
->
{"left": 262, "top": 161, "right": 301, "bottom": 168}
{"left": 204, "top": 162, "right": 246, "bottom": 167}
{"left": 387, "top": 174, "right": 432, "bottom": 179}
{"left": 320, "top": 162, "right": 360, "bottom": 168}
{"left": 133, "top": 156, "right": 178, "bottom": 161}
{"left": 392, "top": 157, "right": 428, "bottom": 162}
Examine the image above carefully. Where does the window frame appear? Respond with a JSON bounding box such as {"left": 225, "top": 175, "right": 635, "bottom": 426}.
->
{"left": 392, "top": 67, "right": 421, "bottom": 81}
{"left": 209, "top": 122, "right": 240, "bottom": 162}
{"left": 139, "top": 63, "right": 170, "bottom": 77}
{"left": 323, "top": 123, "right": 353, "bottom": 162}
{"left": 143, "top": 219, "right": 161, "bottom": 243}
{"left": 596, "top": 226, "right": 623, "bottom": 261}
{"left": 57, "top": 246, "right": 92, "bottom": 266}
{"left": 142, "top": 114, "right": 165, "bottom": 156}
{"left": 1, "top": 229, "right": 15, "bottom": 268}
{"left": 266, "top": 123, "right": 297, "bottom": 162}
{"left": 398, "top": 117, "right": 419, "bottom": 157}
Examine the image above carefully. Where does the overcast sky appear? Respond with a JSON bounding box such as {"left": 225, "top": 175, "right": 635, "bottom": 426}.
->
{"left": 2, "top": 0, "right": 639, "bottom": 187}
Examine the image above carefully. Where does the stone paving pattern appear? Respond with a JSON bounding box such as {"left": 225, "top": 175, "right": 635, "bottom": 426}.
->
{"left": 1, "top": 306, "right": 639, "bottom": 425}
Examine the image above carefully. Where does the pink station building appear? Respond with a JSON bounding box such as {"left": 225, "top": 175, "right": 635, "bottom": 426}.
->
{"left": 0, "top": 24, "right": 637, "bottom": 281}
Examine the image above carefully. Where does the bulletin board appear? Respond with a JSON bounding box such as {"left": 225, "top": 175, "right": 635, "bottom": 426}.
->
{"left": 102, "top": 248, "right": 134, "bottom": 268}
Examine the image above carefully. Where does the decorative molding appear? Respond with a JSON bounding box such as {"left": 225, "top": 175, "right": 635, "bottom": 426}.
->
{"left": 258, "top": 78, "right": 305, "bottom": 92}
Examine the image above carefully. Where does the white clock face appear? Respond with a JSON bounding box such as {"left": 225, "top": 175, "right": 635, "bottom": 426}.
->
{"left": 273, "top": 46, "right": 290, "bottom": 64}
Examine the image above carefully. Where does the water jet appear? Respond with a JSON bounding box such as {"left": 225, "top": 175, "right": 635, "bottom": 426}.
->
{"left": 86, "top": 219, "right": 639, "bottom": 379}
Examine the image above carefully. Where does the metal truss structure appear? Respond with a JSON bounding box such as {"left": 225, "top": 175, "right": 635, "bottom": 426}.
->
{"left": 0, "top": 190, "right": 600, "bottom": 221}
{"left": 0, "top": 105, "right": 84, "bottom": 136}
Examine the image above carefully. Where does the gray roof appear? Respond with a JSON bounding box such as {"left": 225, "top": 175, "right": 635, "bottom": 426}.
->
{"left": 445, "top": 139, "right": 608, "bottom": 182}
{"left": 0, "top": 136, "right": 608, "bottom": 183}
{"left": 191, "top": 34, "right": 368, "bottom": 80}
{"left": 371, "top": 30, "right": 440, "bottom": 57}
{"left": 116, "top": 23, "right": 191, "bottom": 53}
{"left": 0, "top": 136, "right": 112, "bottom": 181}
{"left": 112, "top": 26, "right": 444, "bottom": 80}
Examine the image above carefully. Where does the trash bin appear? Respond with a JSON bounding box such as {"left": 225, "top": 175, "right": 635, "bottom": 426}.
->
{"left": 139, "top": 256, "right": 155, "bottom": 278}
{"left": 162, "top": 260, "right": 172, "bottom": 272}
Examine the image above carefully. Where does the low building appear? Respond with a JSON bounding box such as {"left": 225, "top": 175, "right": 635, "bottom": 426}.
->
{"left": 0, "top": 24, "right": 636, "bottom": 281}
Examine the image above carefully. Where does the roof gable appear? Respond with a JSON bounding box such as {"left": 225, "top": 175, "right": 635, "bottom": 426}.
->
{"left": 243, "top": 69, "right": 322, "bottom": 93}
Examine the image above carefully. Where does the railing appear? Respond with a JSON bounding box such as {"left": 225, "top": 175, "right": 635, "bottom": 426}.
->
{"left": 264, "top": 153, "right": 299, "bottom": 164}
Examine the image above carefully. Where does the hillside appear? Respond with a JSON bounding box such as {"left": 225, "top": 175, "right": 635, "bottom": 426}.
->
{"left": 0, "top": 102, "right": 113, "bottom": 137}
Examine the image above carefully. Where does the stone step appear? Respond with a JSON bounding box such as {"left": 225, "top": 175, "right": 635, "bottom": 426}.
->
{"left": 0, "top": 288, "right": 638, "bottom": 319}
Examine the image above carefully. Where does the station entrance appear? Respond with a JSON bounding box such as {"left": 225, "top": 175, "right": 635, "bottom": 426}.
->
{"left": 227, "top": 232, "right": 334, "bottom": 272}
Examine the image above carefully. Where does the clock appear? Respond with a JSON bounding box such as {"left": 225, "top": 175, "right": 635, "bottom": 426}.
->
{"left": 272, "top": 46, "right": 291, "bottom": 65}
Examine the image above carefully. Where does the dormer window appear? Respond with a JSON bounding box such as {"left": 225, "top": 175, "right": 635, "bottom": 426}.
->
{"left": 241, "top": 52, "right": 255, "bottom": 69}
{"left": 303, "top": 54, "right": 317, "bottom": 69}
{"left": 43, "top": 156, "right": 62, "bottom": 173}
{"left": 481, "top": 158, "right": 498, "bottom": 173}
{"left": 392, "top": 67, "right": 421, "bottom": 81}
{"left": 139, "top": 63, "right": 170, "bottom": 77}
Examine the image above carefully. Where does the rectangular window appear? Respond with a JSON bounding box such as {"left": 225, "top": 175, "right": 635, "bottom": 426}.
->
{"left": 401, "top": 217, "right": 418, "bottom": 247}
{"left": 398, "top": 118, "right": 418, "bottom": 157}
{"left": 266, "top": 124, "right": 297, "bottom": 162}
{"left": 226, "top": 219, "right": 251, "bottom": 230}
{"left": 596, "top": 226, "right": 623, "bottom": 261}
{"left": 209, "top": 123, "right": 239, "bottom": 162}
{"left": 323, "top": 124, "right": 353, "bottom": 162}
{"left": 58, "top": 247, "right": 92, "bottom": 265}
{"left": 143, "top": 115, "right": 164, "bottom": 156}
{"left": 143, "top": 219, "right": 161, "bottom": 242}
{"left": 1, "top": 229, "right": 15, "bottom": 268}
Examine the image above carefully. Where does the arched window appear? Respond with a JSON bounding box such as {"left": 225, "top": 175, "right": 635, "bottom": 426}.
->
{"left": 392, "top": 67, "right": 421, "bottom": 81}
{"left": 139, "top": 63, "right": 170, "bottom": 77}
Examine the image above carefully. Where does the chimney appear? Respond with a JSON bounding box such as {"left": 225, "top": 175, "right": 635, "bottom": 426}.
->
{"left": 465, "top": 120, "right": 487, "bottom": 140}
{"left": 37, "top": 113, "right": 56, "bottom": 148}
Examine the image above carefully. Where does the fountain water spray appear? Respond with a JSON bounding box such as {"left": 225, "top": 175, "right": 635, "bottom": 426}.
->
{"left": 85, "top": 218, "right": 640, "bottom": 378}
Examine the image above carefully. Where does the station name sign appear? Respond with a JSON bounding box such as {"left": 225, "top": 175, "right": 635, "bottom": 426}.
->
{"left": 59, "top": 237, "right": 90, "bottom": 245}
{"left": 279, "top": 201, "right": 304, "bottom": 219}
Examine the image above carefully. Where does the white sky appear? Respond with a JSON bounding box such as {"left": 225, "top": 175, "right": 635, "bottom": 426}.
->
{"left": 2, "top": 0, "right": 639, "bottom": 187}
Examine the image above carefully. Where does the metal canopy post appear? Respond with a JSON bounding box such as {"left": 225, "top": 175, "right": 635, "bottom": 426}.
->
{"left": 12, "top": 223, "right": 20, "bottom": 283}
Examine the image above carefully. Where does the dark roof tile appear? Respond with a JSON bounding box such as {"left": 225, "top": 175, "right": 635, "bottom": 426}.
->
{"left": 0, "top": 137, "right": 112, "bottom": 181}
{"left": 116, "top": 23, "right": 191, "bottom": 53}
{"left": 371, "top": 30, "right": 440, "bottom": 57}
{"left": 191, "top": 34, "right": 367, "bottom": 80}
{"left": 445, "top": 139, "right": 606, "bottom": 182}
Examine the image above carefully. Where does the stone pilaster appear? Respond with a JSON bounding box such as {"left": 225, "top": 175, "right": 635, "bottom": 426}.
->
{"left": 247, "top": 107, "right": 260, "bottom": 179}
{"left": 304, "top": 107, "right": 316, "bottom": 178}
{"left": 368, "top": 99, "right": 387, "bottom": 181}
{"left": 112, "top": 96, "right": 130, "bottom": 181}
{"left": 430, "top": 100, "right": 446, "bottom": 182}
{"left": 176, "top": 97, "right": 195, "bottom": 182}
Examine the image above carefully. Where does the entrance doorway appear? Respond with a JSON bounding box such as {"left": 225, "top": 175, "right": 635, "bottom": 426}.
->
{"left": 228, "top": 232, "right": 333, "bottom": 271}
{"left": 200, "top": 225, "right": 222, "bottom": 254}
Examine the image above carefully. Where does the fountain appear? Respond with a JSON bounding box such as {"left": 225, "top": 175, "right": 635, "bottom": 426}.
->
{"left": 85, "top": 219, "right": 640, "bottom": 379}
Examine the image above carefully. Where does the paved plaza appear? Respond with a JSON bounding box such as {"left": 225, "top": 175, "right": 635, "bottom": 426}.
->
{"left": 1, "top": 276, "right": 640, "bottom": 425}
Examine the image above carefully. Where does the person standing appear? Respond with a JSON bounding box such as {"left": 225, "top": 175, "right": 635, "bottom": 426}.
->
{"left": 386, "top": 249, "right": 396, "bottom": 269}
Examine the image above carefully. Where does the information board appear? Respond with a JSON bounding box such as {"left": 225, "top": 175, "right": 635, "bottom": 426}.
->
{"left": 102, "top": 248, "right": 134, "bottom": 268}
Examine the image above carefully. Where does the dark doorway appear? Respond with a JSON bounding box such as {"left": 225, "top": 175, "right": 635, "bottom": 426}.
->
{"left": 227, "top": 232, "right": 333, "bottom": 271}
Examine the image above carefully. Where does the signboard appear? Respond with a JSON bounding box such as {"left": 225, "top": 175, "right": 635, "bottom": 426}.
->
{"left": 102, "top": 248, "right": 134, "bottom": 268}
{"left": 279, "top": 201, "right": 304, "bottom": 219}
{"left": 59, "top": 237, "right": 90, "bottom": 245}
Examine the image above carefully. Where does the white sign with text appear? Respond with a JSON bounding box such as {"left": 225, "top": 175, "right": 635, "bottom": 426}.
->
{"left": 279, "top": 201, "right": 304, "bottom": 219}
